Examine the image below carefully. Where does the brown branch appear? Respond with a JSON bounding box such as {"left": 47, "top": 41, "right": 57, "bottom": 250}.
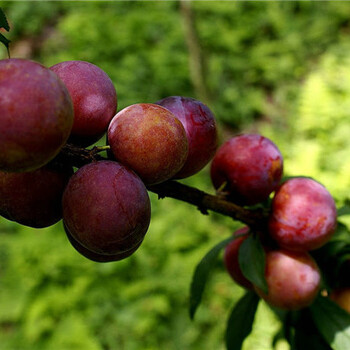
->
{"left": 57, "top": 144, "right": 269, "bottom": 229}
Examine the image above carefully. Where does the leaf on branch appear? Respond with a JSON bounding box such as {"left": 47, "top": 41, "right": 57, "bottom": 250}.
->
{"left": 0, "top": 8, "right": 10, "bottom": 31}
{"left": 310, "top": 295, "right": 350, "bottom": 350}
{"left": 189, "top": 236, "right": 233, "bottom": 320}
{"left": 225, "top": 291, "right": 259, "bottom": 350}
{"left": 238, "top": 233, "right": 268, "bottom": 294}
{"left": 0, "top": 33, "right": 10, "bottom": 54}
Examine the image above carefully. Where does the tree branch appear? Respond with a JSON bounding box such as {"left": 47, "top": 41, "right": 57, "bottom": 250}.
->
{"left": 57, "top": 144, "right": 269, "bottom": 229}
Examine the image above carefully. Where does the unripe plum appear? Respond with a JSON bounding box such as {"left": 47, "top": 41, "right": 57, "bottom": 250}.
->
{"left": 62, "top": 161, "right": 151, "bottom": 255}
{"left": 156, "top": 96, "right": 218, "bottom": 178}
{"left": 210, "top": 134, "right": 283, "bottom": 205}
{"left": 108, "top": 103, "right": 188, "bottom": 185}
{"left": 330, "top": 288, "right": 350, "bottom": 313}
{"left": 0, "top": 59, "right": 74, "bottom": 172}
{"left": 64, "top": 224, "right": 142, "bottom": 262}
{"left": 224, "top": 226, "right": 253, "bottom": 289}
{"left": 269, "top": 178, "right": 337, "bottom": 251}
{"left": 255, "top": 249, "right": 321, "bottom": 310}
{"left": 0, "top": 163, "right": 73, "bottom": 228}
{"left": 50, "top": 60, "right": 117, "bottom": 146}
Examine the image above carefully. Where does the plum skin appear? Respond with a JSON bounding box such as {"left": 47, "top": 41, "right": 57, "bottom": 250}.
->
{"left": 156, "top": 96, "right": 218, "bottom": 178}
{"left": 108, "top": 103, "right": 189, "bottom": 185}
{"left": 62, "top": 161, "right": 151, "bottom": 255}
{"left": 0, "top": 164, "right": 73, "bottom": 228}
{"left": 210, "top": 134, "right": 283, "bottom": 206}
{"left": 224, "top": 226, "right": 253, "bottom": 289}
{"left": 64, "top": 224, "right": 142, "bottom": 262}
{"left": 330, "top": 288, "right": 350, "bottom": 313}
{"left": 269, "top": 178, "right": 337, "bottom": 251}
{"left": 50, "top": 60, "right": 117, "bottom": 146}
{"left": 255, "top": 249, "right": 321, "bottom": 310}
{"left": 0, "top": 59, "right": 74, "bottom": 172}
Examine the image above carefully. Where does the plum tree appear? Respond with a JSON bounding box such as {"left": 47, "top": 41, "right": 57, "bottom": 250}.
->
{"left": 156, "top": 96, "right": 218, "bottom": 178}
{"left": 210, "top": 134, "right": 283, "bottom": 205}
{"left": 62, "top": 161, "right": 151, "bottom": 255}
{"left": 50, "top": 60, "right": 117, "bottom": 146}
{"left": 0, "top": 19, "right": 347, "bottom": 346}
{"left": 269, "top": 177, "right": 337, "bottom": 251}
{"left": 0, "top": 58, "right": 74, "bottom": 172}
{"left": 108, "top": 103, "right": 189, "bottom": 185}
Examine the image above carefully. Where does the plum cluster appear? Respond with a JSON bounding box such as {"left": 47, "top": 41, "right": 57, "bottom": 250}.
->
{"left": 0, "top": 58, "right": 340, "bottom": 311}
{"left": 217, "top": 135, "right": 337, "bottom": 310}
{"left": 0, "top": 58, "right": 218, "bottom": 261}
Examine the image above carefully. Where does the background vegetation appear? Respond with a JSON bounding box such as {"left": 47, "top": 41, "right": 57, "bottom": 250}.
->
{"left": 0, "top": 1, "right": 350, "bottom": 349}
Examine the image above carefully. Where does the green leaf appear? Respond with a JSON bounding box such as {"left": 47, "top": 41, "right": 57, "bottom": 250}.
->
{"left": 310, "top": 295, "right": 350, "bottom": 350}
{"left": 293, "top": 309, "right": 332, "bottom": 350}
{"left": 0, "top": 33, "right": 10, "bottom": 56}
{"left": 225, "top": 291, "right": 259, "bottom": 350}
{"left": 338, "top": 199, "right": 350, "bottom": 217}
{"left": 238, "top": 234, "right": 268, "bottom": 294}
{"left": 0, "top": 8, "right": 10, "bottom": 32}
{"left": 189, "top": 236, "right": 233, "bottom": 320}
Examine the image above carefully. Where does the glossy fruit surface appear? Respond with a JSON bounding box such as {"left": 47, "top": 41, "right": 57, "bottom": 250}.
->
{"left": 64, "top": 224, "right": 142, "bottom": 262}
{"left": 224, "top": 226, "right": 253, "bottom": 289}
{"left": 0, "top": 163, "right": 73, "bottom": 228}
{"left": 269, "top": 177, "right": 337, "bottom": 251}
{"left": 156, "top": 96, "right": 218, "bottom": 178}
{"left": 210, "top": 134, "right": 283, "bottom": 205}
{"left": 108, "top": 103, "right": 188, "bottom": 185}
{"left": 255, "top": 249, "right": 321, "bottom": 310}
{"left": 51, "top": 60, "right": 117, "bottom": 146}
{"left": 62, "top": 161, "right": 150, "bottom": 255}
{"left": 0, "top": 58, "right": 73, "bottom": 172}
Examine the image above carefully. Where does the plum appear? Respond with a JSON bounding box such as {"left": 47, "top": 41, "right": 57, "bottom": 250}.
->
{"left": 255, "top": 249, "right": 321, "bottom": 310}
{"left": 108, "top": 103, "right": 188, "bottom": 185}
{"left": 210, "top": 134, "right": 283, "bottom": 205}
{"left": 62, "top": 161, "right": 151, "bottom": 255}
{"left": 64, "top": 224, "right": 142, "bottom": 262}
{"left": 0, "top": 163, "right": 73, "bottom": 228}
{"left": 0, "top": 58, "right": 74, "bottom": 172}
{"left": 50, "top": 60, "right": 117, "bottom": 146}
{"left": 330, "top": 288, "right": 350, "bottom": 313}
{"left": 224, "top": 226, "right": 253, "bottom": 289}
{"left": 269, "top": 178, "right": 337, "bottom": 251}
{"left": 156, "top": 96, "right": 218, "bottom": 178}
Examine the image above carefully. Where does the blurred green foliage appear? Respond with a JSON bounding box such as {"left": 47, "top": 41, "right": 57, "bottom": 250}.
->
{"left": 0, "top": 1, "right": 350, "bottom": 349}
